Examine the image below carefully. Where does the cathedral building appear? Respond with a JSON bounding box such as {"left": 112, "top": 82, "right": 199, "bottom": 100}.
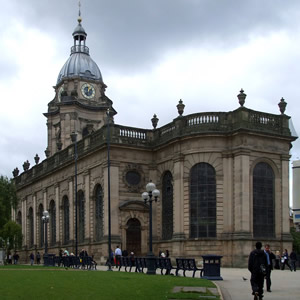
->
{"left": 12, "top": 15, "right": 297, "bottom": 267}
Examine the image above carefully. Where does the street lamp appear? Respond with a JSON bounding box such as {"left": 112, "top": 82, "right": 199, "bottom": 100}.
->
{"left": 142, "top": 181, "right": 160, "bottom": 275}
{"left": 42, "top": 210, "right": 49, "bottom": 265}
{"left": 70, "top": 131, "right": 78, "bottom": 257}
{"left": 106, "top": 108, "right": 112, "bottom": 271}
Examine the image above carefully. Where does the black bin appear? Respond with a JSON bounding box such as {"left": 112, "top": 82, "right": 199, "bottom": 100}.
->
{"left": 202, "top": 255, "right": 223, "bottom": 280}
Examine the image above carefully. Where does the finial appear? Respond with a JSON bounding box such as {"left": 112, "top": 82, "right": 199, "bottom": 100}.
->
{"left": 151, "top": 114, "right": 159, "bottom": 129}
{"left": 177, "top": 99, "right": 185, "bottom": 116}
{"left": 278, "top": 97, "right": 287, "bottom": 114}
{"left": 237, "top": 89, "right": 247, "bottom": 107}
{"left": 78, "top": 0, "right": 82, "bottom": 23}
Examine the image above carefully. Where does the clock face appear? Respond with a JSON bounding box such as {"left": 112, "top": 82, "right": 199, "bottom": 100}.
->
{"left": 81, "top": 83, "right": 95, "bottom": 99}
{"left": 58, "top": 86, "right": 64, "bottom": 102}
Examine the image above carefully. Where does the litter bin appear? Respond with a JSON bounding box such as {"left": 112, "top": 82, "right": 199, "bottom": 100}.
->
{"left": 202, "top": 255, "right": 223, "bottom": 280}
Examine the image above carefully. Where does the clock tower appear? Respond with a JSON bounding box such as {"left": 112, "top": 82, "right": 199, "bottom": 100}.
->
{"left": 44, "top": 14, "right": 116, "bottom": 156}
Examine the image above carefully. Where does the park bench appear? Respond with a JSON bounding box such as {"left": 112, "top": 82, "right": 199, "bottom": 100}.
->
{"left": 81, "top": 256, "right": 97, "bottom": 270}
{"left": 118, "top": 256, "right": 133, "bottom": 272}
{"left": 135, "top": 257, "right": 147, "bottom": 273}
{"left": 156, "top": 257, "right": 175, "bottom": 275}
{"left": 175, "top": 258, "right": 203, "bottom": 278}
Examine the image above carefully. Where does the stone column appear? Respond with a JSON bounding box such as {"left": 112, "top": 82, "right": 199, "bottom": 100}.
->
{"left": 172, "top": 154, "right": 185, "bottom": 239}
{"left": 55, "top": 184, "right": 60, "bottom": 245}
{"left": 222, "top": 153, "right": 234, "bottom": 234}
{"left": 281, "top": 155, "right": 291, "bottom": 237}
{"left": 84, "top": 171, "right": 90, "bottom": 241}
{"left": 233, "top": 150, "right": 251, "bottom": 235}
{"left": 22, "top": 199, "right": 26, "bottom": 247}
{"left": 33, "top": 194, "right": 37, "bottom": 246}
{"left": 68, "top": 177, "right": 74, "bottom": 243}
{"left": 103, "top": 162, "right": 120, "bottom": 239}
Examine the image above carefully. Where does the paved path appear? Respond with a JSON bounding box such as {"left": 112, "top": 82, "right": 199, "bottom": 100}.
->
{"left": 215, "top": 268, "right": 300, "bottom": 300}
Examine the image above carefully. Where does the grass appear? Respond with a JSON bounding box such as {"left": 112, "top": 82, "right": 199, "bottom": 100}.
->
{"left": 0, "top": 265, "right": 220, "bottom": 300}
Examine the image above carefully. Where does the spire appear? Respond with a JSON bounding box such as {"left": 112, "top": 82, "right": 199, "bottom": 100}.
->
{"left": 78, "top": 0, "right": 82, "bottom": 23}
{"left": 72, "top": 1, "right": 88, "bottom": 55}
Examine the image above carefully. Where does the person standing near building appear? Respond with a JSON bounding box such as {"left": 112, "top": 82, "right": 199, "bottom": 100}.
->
{"left": 248, "top": 242, "right": 268, "bottom": 300}
{"left": 290, "top": 249, "right": 297, "bottom": 271}
{"left": 115, "top": 246, "right": 122, "bottom": 266}
{"left": 36, "top": 252, "right": 41, "bottom": 265}
{"left": 29, "top": 252, "right": 34, "bottom": 266}
{"left": 264, "top": 244, "right": 275, "bottom": 292}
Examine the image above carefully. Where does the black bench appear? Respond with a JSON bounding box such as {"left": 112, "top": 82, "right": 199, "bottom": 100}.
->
{"left": 176, "top": 258, "right": 203, "bottom": 278}
{"left": 156, "top": 258, "right": 175, "bottom": 275}
{"left": 135, "top": 257, "right": 147, "bottom": 273}
{"left": 118, "top": 256, "right": 133, "bottom": 272}
{"left": 81, "top": 256, "right": 97, "bottom": 270}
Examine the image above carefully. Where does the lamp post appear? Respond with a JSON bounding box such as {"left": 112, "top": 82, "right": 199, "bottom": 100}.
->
{"left": 106, "top": 108, "right": 112, "bottom": 271}
{"left": 42, "top": 210, "right": 49, "bottom": 266}
{"left": 70, "top": 132, "right": 78, "bottom": 257}
{"left": 142, "top": 181, "right": 160, "bottom": 275}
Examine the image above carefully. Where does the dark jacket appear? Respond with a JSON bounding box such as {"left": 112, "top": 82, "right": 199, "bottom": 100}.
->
{"left": 248, "top": 249, "right": 268, "bottom": 274}
{"left": 264, "top": 251, "right": 276, "bottom": 270}
{"left": 290, "top": 251, "right": 297, "bottom": 261}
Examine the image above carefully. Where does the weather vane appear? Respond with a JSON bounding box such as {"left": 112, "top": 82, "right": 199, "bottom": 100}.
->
{"left": 78, "top": 0, "right": 82, "bottom": 22}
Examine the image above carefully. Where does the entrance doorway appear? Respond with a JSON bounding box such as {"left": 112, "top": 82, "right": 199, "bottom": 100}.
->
{"left": 126, "top": 218, "right": 141, "bottom": 255}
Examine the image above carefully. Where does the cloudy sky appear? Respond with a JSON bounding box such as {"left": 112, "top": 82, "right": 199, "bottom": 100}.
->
{"left": 1, "top": 0, "right": 300, "bottom": 195}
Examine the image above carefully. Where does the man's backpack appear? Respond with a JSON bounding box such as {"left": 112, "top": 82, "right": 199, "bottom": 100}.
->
{"left": 254, "top": 252, "right": 266, "bottom": 276}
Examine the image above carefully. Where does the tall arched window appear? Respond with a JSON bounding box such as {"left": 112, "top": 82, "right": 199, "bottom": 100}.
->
{"left": 162, "top": 171, "right": 173, "bottom": 240}
{"left": 63, "top": 196, "right": 70, "bottom": 244}
{"left": 95, "top": 185, "right": 103, "bottom": 241}
{"left": 16, "top": 211, "right": 22, "bottom": 226}
{"left": 78, "top": 190, "right": 85, "bottom": 243}
{"left": 253, "top": 162, "right": 275, "bottom": 238}
{"left": 38, "top": 204, "right": 44, "bottom": 248}
{"left": 49, "top": 200, "right": 56, "bottom": 246}
{"left": 28, "top": 207, "right": 34, "bottom": 247}
{"left": 190, "top": 163, "right": 216, "bottom": 238}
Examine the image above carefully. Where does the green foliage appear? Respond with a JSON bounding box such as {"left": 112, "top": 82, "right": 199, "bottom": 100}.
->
{"left": 290, "top": 227, "right": 300, "bottom": 254}
{"left": 0, "top": 175, "right": 18, "bottom": 230}
{"left": 0, "top": 269, "right": 218, "bottom": 300}
{"left": 0, "top": 220, "right": 22, "bottom": 251}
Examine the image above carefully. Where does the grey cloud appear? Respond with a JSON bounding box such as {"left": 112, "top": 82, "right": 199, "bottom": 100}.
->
{"left": 8, "top": 0, "right": 300, "bottom": 74}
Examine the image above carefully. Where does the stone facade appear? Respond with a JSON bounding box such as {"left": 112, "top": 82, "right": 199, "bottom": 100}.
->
{"left": 12, "top": 17, "right": 297, "bottom": 267}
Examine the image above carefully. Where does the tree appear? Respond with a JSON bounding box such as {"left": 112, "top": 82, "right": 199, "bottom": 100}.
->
{"left": 290, "top": 227, "right": 300, "bottom": 254}
{"left": 0, "top": 221, "right": 22, "bottom": 252}
{"left": 0, "top": 175, "right": 18, "bottom": 231}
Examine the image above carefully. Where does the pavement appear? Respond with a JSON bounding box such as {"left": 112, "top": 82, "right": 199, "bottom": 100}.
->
{"left": 215, "top": 267, "right": 300, "bottom": 300}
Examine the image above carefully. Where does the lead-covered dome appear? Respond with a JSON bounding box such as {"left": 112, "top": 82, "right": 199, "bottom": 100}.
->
{"left": 57, "top": 18, "right": 103, "bottom": 84}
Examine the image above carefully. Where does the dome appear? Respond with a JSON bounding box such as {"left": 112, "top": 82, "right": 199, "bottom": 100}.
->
{"left": 56, "top": 18, "right": 103, "bottom": 85}
{"left": 57, "top": 52, "right": 102, "bottom": 84}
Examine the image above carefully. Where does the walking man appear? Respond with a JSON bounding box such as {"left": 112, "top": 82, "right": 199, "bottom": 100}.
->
{"left": 248, "top": 242, "right": 268, "bottom": 300}
{"left": 264, "top": 244, "right": 275, "bottom": 292}
{"left": 115, "top": 246, "right": 122, "bottom": 266}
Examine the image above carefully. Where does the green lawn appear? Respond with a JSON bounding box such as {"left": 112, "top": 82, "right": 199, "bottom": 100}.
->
{"left": 0, "top": 265, "right": 219, "bottom": 300}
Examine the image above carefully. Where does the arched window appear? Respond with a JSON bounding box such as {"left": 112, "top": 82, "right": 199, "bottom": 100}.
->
{"left": 28, "top": 207, "right": 34, "bottom": 247}
{"left": 49, "top": 200, "right": 56, "bottom": 246}
{"left": 162, "top": 171, "right": 173, "bottom": 240}
{"left": 78, "top": 190, "right": 85, "bottom": 243}
{"left": 16, "top": 211, "right": 22, "bottom": 226}
{"left": 38, "top": 204, "right": 44, "bottom": 248}
{"left": 63, "top": 196, "right": 70, "bottom": 244}
{"left": 95, "top": 185, "right": 103, "bottom": 241}
{"left": 190, "top": 163, "right": 216, "bottom": 238}
{"left": 253, "top": 162, "right": 275, "bottom": 238}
